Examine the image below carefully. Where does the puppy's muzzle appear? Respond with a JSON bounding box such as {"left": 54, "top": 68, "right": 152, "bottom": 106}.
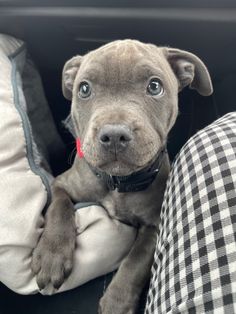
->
{"left": 98, "top": 124, "right": 132, "bottom": 153}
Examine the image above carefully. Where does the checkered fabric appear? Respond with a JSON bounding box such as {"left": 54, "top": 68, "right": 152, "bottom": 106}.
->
{"left": 145, "top": 112, "right": 236, "bottom": 314}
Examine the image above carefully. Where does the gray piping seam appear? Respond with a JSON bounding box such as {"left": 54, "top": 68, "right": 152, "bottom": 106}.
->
{"left": 8, "top": 44, "right": 51, "bottom": 209}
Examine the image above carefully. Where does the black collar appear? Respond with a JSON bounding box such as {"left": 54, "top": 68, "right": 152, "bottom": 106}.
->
{"left": 89, "top": 148, "right": 167, "bottom": 193}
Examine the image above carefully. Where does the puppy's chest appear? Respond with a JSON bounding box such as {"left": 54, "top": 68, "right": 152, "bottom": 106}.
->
{"left": 100, "top": 190, "right": 157, "bottom": 227}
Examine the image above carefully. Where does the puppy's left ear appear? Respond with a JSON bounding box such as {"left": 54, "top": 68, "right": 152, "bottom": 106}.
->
{"left": 164, "top": 48, "right": 213, "bottom": 96}
{"left": 62, "top": 56, "right": 82, "bottom": 100}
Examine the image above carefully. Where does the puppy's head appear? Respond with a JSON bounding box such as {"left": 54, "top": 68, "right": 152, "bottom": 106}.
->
{"left": 63, "top": 40, "right": 213, "bottom": 176}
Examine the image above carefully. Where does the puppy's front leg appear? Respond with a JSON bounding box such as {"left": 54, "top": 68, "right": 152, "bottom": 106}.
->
{"left": 31, "top": 183, "right": 76, "bottom": 290}
{"left": 99, "top": 225, "right": 157, "bottom": 314}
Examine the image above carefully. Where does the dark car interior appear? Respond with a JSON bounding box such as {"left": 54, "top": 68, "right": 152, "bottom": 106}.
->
{"left": 0, "top": 1, "right": 235, "bottom": 313}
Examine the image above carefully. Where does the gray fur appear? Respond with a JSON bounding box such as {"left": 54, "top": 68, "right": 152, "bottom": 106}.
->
{"left": 32, "top": 39, "right": 212, "bottom": 313}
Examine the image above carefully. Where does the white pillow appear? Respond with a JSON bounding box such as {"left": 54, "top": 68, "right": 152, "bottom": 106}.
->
{"left": 0, "top": 34, "right": 136, "bottom": 295}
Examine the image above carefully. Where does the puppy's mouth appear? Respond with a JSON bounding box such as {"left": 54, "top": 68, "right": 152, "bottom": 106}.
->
{"left": 83, "top": 147, "right": 160, "bottom": 176}
{"left": 96, "top": 157, "right": 141, "bottom": 176}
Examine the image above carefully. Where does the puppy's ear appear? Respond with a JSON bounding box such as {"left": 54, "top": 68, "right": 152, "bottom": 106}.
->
{"left": 62, "top": 56, "right": 82, "bottom": 100}
{"left": 164, "top": 48, "right": 213, "bottom": 96}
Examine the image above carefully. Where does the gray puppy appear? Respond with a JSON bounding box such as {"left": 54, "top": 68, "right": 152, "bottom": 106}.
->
{"left": 32, "top": 40, "right": 213, "bottom": 314}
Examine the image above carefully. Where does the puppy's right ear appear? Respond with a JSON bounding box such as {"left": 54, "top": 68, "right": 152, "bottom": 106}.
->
{"left": 62, "top": 56, "right": 82, "bottom": 100}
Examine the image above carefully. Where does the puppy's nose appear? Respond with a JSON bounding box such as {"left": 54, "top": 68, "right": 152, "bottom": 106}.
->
{"left": 99, "top": 124, "right": 132, "bottom": 151}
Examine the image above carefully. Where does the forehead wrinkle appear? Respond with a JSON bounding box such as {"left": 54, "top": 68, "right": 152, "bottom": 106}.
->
{"left": 133, "top": 61, "right": 165, "bottom": 81}
{"left": 133, "top": 42, "right": 152, "bottom": 55}
{"left": 110, "top": 50, "right": 146, "bottom": 83}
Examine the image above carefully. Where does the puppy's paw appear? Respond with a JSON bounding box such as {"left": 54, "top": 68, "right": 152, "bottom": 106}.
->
{"left": 98, "top": 287, "right": 139, "bottom": 314}
{"left": 31, "top": 232, "right": 75, "bottom": 290}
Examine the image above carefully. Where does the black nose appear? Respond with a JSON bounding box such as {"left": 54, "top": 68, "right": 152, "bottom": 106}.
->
{"left": 99, "top": 124, "right": 132, "bottom": 151}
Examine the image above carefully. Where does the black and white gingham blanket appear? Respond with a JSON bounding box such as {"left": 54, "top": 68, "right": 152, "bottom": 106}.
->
{"left": 145, "top": 112, "right": 236, "bottom": 313}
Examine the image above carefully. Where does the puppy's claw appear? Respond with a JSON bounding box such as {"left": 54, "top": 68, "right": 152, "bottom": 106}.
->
{"left": 64, "top": 259, "right": 73, "bottom": 278}
{"left": 37, "top": 270, "right": 50, "bottom": 290}
{"left": 51, "top": 259, "right": 66, "bottom": 289}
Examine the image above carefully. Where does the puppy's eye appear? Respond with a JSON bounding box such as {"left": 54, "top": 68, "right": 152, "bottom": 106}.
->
{"left": 78, "top": 81, "right": 91, "bottom": 98}
{"left": 147, "top": 78, "right": 164, "bottom": 96}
